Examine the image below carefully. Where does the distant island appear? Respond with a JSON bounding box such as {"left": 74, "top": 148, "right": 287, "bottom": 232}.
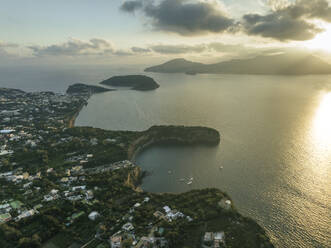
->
{"left": 100, "top": 75, "right": 160, "bottom": 91}
{"left": 145, "top": 53, "right": 331, "bottom": 75}
{"left": 66, "top": 83, "right": 113, "bottom": 95}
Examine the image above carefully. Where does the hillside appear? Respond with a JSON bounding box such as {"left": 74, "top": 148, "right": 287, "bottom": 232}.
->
{"left": 145, "top": 54, "right": 331, "bottom": 75}
{"left": 66, "top": 83, "right": 113, "bottom": 95}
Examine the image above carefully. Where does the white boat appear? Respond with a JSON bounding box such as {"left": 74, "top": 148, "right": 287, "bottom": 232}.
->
{"left": 219, "top": 166, "right": 223, "bottom": 170}
{"left": 187, "top": 181, "right": 193, "bottom": 185}
{"left": 189, "top": 177, "right": 194, "bottom": 181}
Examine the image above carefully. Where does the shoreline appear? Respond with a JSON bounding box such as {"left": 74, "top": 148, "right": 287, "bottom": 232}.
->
{"left": 64, "top": 90, "right": 276, "bottom": 248}
{"left": 0, "top": 86, "right": 275, "bottom": 247}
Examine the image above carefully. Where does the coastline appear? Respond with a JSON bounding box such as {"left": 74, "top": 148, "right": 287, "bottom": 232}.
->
{"left": 64, "top": 89, "right": 274, "bottom": 248}
{"left": 66, "top": 102, "right": 86, "bottom": 128}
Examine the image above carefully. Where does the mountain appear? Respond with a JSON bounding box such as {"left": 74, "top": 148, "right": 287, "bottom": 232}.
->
{"left": 145, "top": 54, "right": 331, "bottom": 75}
{"left": 100, "top": 75, "right": 159, "bottom": 91}
{"left": 145, "top": 58, "right": 205, "bottom": 73}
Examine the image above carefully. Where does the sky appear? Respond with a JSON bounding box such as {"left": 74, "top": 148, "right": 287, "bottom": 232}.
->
{"left": 1, "top": 0, "right": 331, "bottom": 65}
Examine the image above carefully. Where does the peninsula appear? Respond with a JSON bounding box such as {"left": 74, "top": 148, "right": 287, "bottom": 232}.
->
{"left": 145, "top": 53, "right": 331, "bottom": 75}
{"left": 0, "top": 86, "right": 274, "bottom": 248}
{"left": 66, "top": 83, "right": 113, "bottom": 95}
{"left": 100, "top": 75, "right": 160, "bottom": 91}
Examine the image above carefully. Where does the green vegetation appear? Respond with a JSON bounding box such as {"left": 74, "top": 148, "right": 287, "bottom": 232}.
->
{"left": 66, "top": 84, "right": 113, "bottom": 95}
{"left": 100, "top": 75, "right": 160, "bottom": 91}
{"left": 0, "top": 87, "right": 274, "bottom": 248}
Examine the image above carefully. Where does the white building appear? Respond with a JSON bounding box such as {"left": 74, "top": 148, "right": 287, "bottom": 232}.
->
{"left": 88, "top": 211, "right": 100, "bottom": 221}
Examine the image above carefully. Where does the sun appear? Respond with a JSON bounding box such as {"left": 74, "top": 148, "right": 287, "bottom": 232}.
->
{"left": 305, "top": 23, "right": 331, "bottom": 52}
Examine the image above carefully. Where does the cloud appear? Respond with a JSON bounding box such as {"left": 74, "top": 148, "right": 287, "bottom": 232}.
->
{"left": 0, "top": 41, "right": 20, "bottom": 61}
{"left": 150, "top": 44, "right": 207, "bottom": 54}
{"left": 131, "top": 46, "right": 151, "bottom": 53}
{"left": 29, "top": 38, "right": 115, "bottom": 57}
{"left": 242, "top": 0, "right": 331, "bottom": 41}
{"left": 120, "top": 0, "right": 331, "bottom": 42}
{"left": 120, "top": 0, "right": 235, "bottom": 35}
{"left": 0, "top": 41, "right": 19, "bottom": 48}
{"left": 131, "top": 42, "right": 260, "bottom": 57}
{"left": 120, "top": 0, "right": 143, "bottom": 12}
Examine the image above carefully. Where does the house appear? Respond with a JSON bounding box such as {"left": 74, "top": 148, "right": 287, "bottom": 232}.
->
{"left": 153, "top": 211, "right": 165, "bottom": 219}
{"left": 43, "top": 195, "right": 55, "bottom": 202}
{"left": 23, "top": 182, "right": 32, "bottom": 188}
{"left": 218, "top": 198, "right": 232, "bottom": 210}
{"left": 122, "top": 222, "right": 134, "bottom": 232}
{"left": 88, "top": 211, "right": 100, "bottom": 221}
{"left": 186, "top": 216, "right": 193, "bottom": 222}
{"left": 214, "top": 232, "right": 225, "bottom": 245}
{"left": 72, "top": 185, "right": 86, "bottom": 191}
{"left": 0, "top": 129, "right": 15, "bottom": 134}
{"left": 85, "top": 190, "right": 94, "bottom": 200}
{"left": 0, "top": 203, "right": 11, "bottom": 212}
{"left": 204, "top": 232, "right": 213, "bottom": 242}
{"left": 134, "top": 203, "right": 141, "bottom": 208}
{"left": 202, "top": 231, "right": 225, "bottom": 248}
{"left": 16, "top": 209, "right": 37, "bottom": 221}
{"left": 0, "top": 213, "right": 12, "bottom": 223}
{"left": 110, "top": 235, "right": 122, "bottom": 248}
{"left": 163, "top": 206, "right": 171, "bottom": 213}
{"left": 50, "top": 189, "right": 59, "bottom": 195}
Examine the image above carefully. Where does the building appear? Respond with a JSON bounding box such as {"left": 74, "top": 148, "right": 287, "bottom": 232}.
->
{"left": 0, "top": 213, "right": 12, "bottom": 223}
{"left": 88, "top": 211, "right": 100, "bottom": 221}
{"left": 122, "top": 222, "right": 134, "bottom": 232}
{"left": 110, "top": 235, "right": 122, "bottom": 248}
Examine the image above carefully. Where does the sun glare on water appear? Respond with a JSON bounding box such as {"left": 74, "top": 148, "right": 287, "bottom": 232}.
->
{"left": 312, "top": 92, "right": 331, "bottom": 152}
{"left": 306, "top": 23, "right": 331, "bottom": 52}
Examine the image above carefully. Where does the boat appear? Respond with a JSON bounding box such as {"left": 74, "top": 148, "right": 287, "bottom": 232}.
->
{"left": 219, "top": 166, "right": 223, "bottom": 170}
{"left": 187, "top": 181, "right": 193, "bottom": 185}
{"left": 189, "top": 177, "right": 194, "bottom": 181}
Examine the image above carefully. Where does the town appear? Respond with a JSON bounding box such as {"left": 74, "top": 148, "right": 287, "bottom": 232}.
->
{"left": 0, "top": 87, "right": 274, "bottom": 248}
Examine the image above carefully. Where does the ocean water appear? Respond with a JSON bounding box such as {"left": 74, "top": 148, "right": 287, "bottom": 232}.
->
{"left": 1, "top": 65, "right": 330, "bottom": 247}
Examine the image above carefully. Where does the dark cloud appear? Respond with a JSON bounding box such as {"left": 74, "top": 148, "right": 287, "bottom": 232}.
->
{"left": 242, "top": 13, "right": 321, "bottom": 41}
{"left": 120, "top": 0, "right": 331, "bottom": 41}
{"left": 120, "top": 0, "right": 143, "bottom": 13}
{"left": 120, "top": 0, "right": 235, "bottom": 35}
{"left": 29, "top": 39, "right": 114, "bottom": 57}
{"left": 286, "top": 0, "right": 331, "bottom": 22}
{"left": 242, "top": 0, "right": 331, "bottom": 41}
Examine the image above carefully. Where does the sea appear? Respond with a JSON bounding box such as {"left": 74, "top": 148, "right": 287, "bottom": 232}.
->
{"left": 1, "top": 65, "right": 330, "bottom": 248}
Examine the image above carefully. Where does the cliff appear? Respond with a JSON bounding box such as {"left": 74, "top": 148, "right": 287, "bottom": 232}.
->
{"left": 128, "top": 125, "right": 220, "bottom": 160}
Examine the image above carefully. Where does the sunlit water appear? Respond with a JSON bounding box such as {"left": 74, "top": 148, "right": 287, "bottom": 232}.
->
{"left": 1, "top": 66, "right": 330, "bottom": 247}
